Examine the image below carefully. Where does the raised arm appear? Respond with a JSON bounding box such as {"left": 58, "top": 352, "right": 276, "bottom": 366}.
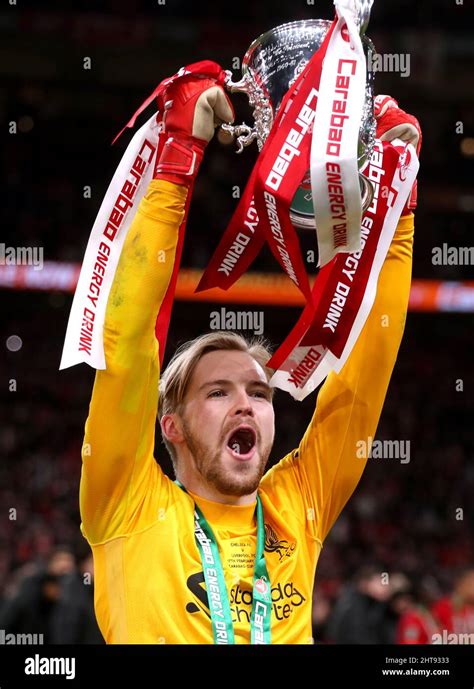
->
{"left": 80, "top": 180, "right": 187, "bottom": 544}
{"left": 79, "top": 73, "right": 234, "bottom": 544}
{"left": 296, "top": 97, "right": 421, "bottom": 543}
{"left": 262, "top": 97, "right": 421, "bottom": 544}
{"left": 298, "top": 210, "right": 414, "bottom": 543}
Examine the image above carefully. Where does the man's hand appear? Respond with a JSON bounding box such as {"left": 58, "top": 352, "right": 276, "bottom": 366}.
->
{"left": 163, "top": 79, "right": 235, "bottom": 142}
{"left": 375, "top": 94, "right": 422, "bottom": 212}
{"left": 154, "top": 76, "right": 235, "bottom": 187}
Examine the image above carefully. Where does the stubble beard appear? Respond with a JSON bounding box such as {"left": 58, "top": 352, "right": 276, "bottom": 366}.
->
{"left": 181, "top": 417, "right": 272, "bottom": 497}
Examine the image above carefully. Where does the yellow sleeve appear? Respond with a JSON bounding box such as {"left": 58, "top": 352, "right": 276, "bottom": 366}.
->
{"left": 261, "top": 213, "right": 414, "bottom": 544}
{"left": 80, "top": 179, "right": 188, "bottom": 545}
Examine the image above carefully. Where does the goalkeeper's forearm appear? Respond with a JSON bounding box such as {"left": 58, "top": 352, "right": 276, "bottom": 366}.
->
{"left": 103, "top": 180, "right": 187, "bottom": 352}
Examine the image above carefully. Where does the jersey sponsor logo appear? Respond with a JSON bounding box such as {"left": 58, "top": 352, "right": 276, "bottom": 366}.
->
{"left": 185, "top": 524, "right": 298, "bottom": 624}
{"left": 230, "top": 581, "right": 306, "bottom": 624}
{"left": 185, "top": 571, "right": 306, "bottom": 625}
{"left": 264, "top": 523, "right": 296, "bottom": 561}
{"left": 185, "top": 571, "right": 211, "bottom": 617}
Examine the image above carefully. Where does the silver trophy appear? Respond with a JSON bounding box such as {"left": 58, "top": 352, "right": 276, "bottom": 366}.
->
{"left": 223, "top": 5, "right": 376, "bottom": 231}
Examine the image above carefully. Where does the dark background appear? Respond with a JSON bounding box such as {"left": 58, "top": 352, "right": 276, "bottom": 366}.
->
{"left": 0, "top": 0, "right": 473, "bottom": 643}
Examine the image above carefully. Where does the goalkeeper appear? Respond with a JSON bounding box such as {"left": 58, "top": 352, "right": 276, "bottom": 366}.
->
{"left": 79, "top": 73, "right": 420, "bottom": 644}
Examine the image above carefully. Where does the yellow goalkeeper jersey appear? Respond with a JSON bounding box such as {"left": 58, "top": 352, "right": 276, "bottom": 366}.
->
{"left": 79, "top": 179, "right": 414, "bottom": 644}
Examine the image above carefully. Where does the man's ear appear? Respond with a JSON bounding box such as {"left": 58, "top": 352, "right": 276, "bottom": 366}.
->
{"left": 161, "top": 413, "right": 185, "bottom": 445}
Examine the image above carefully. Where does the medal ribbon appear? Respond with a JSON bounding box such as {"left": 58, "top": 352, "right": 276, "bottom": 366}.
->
{"left": 176, "top": 481, "right": 272, "bottom": 644}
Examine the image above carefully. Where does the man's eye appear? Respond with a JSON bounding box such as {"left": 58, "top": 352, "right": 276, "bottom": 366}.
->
{"left": 208, "top": 390, "right": 225, "bottom": 398}
{"left": 252, "top": 390, "right": 269, "bottom": 399}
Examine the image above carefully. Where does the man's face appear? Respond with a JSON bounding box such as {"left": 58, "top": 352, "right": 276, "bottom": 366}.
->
{"left": 175, "top": 349, "right": 275, "bottom": 497}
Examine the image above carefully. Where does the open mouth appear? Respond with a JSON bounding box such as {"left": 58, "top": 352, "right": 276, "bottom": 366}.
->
{"left": 226, "top": 426, "right": 257, "bottom": 458}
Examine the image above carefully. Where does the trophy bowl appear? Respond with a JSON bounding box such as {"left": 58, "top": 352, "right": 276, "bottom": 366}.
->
{"left": 223, "top": 19, "right": 377, "bottom": 231}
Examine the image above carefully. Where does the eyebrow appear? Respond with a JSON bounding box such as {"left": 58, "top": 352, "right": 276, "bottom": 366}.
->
{"left": 198, "top": 378, "right": 272, "bottom": 393}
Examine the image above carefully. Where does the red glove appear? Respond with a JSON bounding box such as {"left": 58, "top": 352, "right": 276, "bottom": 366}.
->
{"left": 154, "top": 77, "right": 235, "bottom": 187}
{"left": 374, "top": 95, "right": 422, "bottom": 212}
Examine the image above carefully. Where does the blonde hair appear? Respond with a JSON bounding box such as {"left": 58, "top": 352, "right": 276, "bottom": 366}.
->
{"left": 158, "top": 331, "right": 274, "bottom": 465}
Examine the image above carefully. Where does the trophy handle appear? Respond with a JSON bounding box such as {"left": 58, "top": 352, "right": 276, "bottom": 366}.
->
{"left": 223, "top": 69, "right": 251, "bottom": 95}
{"left": 221, "top": 70, "right": 272, "bottom": 153}
{"left": 356, "top": 0, "right": 375, "bottom": 34}
{"left": 220, "top": 122, "right": 257, "bottom": 154}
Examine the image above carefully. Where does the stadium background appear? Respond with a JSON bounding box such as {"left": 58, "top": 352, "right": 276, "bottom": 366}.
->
{"left": 1, "top": 0, "right": 473, "bottom": 643}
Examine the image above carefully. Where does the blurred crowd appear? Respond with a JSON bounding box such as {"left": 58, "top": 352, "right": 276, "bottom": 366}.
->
{"left": 0, "top": 548, "right": 102, "bottom": 644}
{"left": 1, "top": 0, "right": 473, "bottom": 644}
{"left": 314, "top": 566, "right": 474, "bottom": 644}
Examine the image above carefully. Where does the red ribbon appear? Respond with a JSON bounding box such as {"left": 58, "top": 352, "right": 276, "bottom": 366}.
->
{"left": 112, "top": 60, "right": 228, "bottom": 145}
{"left": 268, "top": 141, "right": 402, "bottom": 374}
{"left": 197, "top": 21, "right": 336, "bottom": 304}
{"left": 111, "top": 60, "right": 229, "bottom": 365}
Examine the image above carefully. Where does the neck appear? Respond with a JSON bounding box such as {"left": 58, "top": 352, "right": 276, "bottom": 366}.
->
{"left": 176, "top": 470, "right": 257, "bottom": 506}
